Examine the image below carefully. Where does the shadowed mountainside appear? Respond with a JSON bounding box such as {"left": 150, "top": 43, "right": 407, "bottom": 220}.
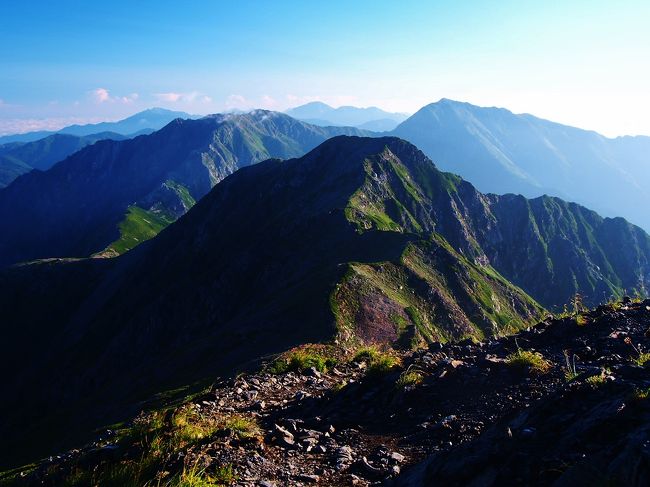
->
{"left": 1, "top": 136, "right": 649, "bottom": 468}
{"left": 0, "top": 132, "right": 129, "bottom": 187}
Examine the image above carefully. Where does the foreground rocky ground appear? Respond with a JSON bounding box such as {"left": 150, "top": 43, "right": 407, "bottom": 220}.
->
{"left": 3, "top": 299, "right": 650, "bottom": 486}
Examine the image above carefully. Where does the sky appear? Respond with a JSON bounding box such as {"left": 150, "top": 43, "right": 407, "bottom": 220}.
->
{"left": 0, "top": 0, "right": 649, "bottom": 136}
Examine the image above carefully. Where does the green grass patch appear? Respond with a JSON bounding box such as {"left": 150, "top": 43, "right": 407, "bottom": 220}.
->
{"left": 351, "top": 345, "right": 401, "bottom": 376}
{"left": 367, "top": 353, "right": 401, "bottom": 375}
{"left": 585, "top": 373, "right": 607, "bottom": 388}
{"left": 103, "top": 206, "right": 174, "bottom": 255}
{"left": 352, "top": 345, "right": 381, "bottom": 363}
{"left": 396, "top": 369, "right": 424, "bottom": 388}
{"left": 171, "top": 407, "right": 220, "bottom": 445}
{"left": 629, "top": 388, "right": 650, "bottom": 401}
{"left": 506, "top": 349, "right": 552, "bottom": 374}
{"left": 633, "top": 353, "right": 650, "bottom": 367}
{"left": 162, "top": 462, "right": 236, "bottom": 486}
{"left": 222, "top": 415, "right": 260, "bottom": 439}
{"left": 575, "top": 315, "right": 588, "bottom": 326}
{"left": 331, "top": 380, "right": 348, "bottom": 394}
{"left": 269, "top": 347, "right": 338, "bottom": 374}
{"left": 164, "top": 180, "right": 196, "bottom": 210}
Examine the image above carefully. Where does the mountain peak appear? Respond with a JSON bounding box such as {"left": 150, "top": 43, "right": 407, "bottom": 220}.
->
{"left": 298, "top": 101, "right": 333, "bottom": 109}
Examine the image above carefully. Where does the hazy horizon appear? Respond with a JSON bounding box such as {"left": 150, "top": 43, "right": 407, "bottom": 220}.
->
{"left": 4, "top": 97, "right": 649, "bottom": 140}
{"left": 1, "top": 0, "right": 649, "bottom": 137}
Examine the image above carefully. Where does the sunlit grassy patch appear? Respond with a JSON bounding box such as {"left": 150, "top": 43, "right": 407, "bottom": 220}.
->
{"left": 506, "top": 349, "right": 551, "bottom": 374}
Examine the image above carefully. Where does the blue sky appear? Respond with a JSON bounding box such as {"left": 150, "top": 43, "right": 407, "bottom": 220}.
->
{"left": 0, "top": 0, "right": 649, "bottom": 136}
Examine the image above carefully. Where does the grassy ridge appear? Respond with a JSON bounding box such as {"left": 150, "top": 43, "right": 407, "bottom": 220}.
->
{"left": 104, "top": 206, "right": 174, "bottom": 255}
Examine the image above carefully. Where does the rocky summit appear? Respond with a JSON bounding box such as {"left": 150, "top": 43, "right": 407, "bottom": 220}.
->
{"left": 4, "top": 298, "right": 649, "bottom": 486}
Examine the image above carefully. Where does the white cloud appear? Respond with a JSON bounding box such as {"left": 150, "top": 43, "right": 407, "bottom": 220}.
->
{"left": 92, "top": 88, "right": 111, "bottom": 103}
{"left": 119, "top": 93, "right": 139, "bottom": 104}
{"left": 259, "top": 95, "right": 279, "bottom": 109}
{"left": 225, "top": 94, "right": 251, "bottom": 110}
{"left": 153, "top": 91, "right": 210, "bottom": 104}
{"left": 154, "top": 92, "right": 183, "bottom": 102}
{"left": 90, "top": 88, "right": 139, "bottom": 104}
{"left": 224, "top": 94, "right": 281, "bottom": 111}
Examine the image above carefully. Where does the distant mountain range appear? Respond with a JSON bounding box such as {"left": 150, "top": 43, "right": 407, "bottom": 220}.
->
{"left": 2, "top": 99, "right": 650, "bottom": 267}
{"left": 0, "top": 107, "right": 193, "bottom": 144}
{"left": 0, "top": 132, "right": 129, "bottom": 187}
{"left": 0, "top": 111, "right": 366, "bottom": 266}
{"left": 391, "top": 98, "right": 650, "bottom": 232}
{"left": 286, "top": 101, "right": 408, "bottom": 131}
{"left": 2, "top": 136, "right": 649, "bottom": 467}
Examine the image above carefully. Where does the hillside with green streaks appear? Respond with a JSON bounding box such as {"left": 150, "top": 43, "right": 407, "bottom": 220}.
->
{"left": 100, "top": 206, "right": 174, "bottom": 256}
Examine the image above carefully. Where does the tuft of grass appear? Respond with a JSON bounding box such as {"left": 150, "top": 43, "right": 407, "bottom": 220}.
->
{"left": 367, "top": 353, "right": 402, "bottom": 376}
{"left": 396, "top": 369, "right": 424, "bottom": 389}
{"left": 585, "top": 372, "right": 607, "bottom": 388}
{"left": 351, "top": 345, "right": 401, "bottom": 376}
{"left": 162, "top": 462, "right": 235, "bottom": 487}
{"left": 222, "top": 415, "right": 260, "bottom": 439}
{"left": 575, "top": 315, "right": 588, "bottom": 326}
{"left": 212, "top": 464, "right": 237, "bottom": 485}
{"left": 629, "top": 388, "right": 650, "bottom": 401}
{"left": 269, "top": 348, "right": 337, "bottom": 374}
{"left": 506, "top": 349, "right": 552, "bottom": 374}
{"left": 171, "top": 408, "right": 220, "bottom": 445}
{"left": 352, "top": 345, "right": 381, "bottom": 363}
